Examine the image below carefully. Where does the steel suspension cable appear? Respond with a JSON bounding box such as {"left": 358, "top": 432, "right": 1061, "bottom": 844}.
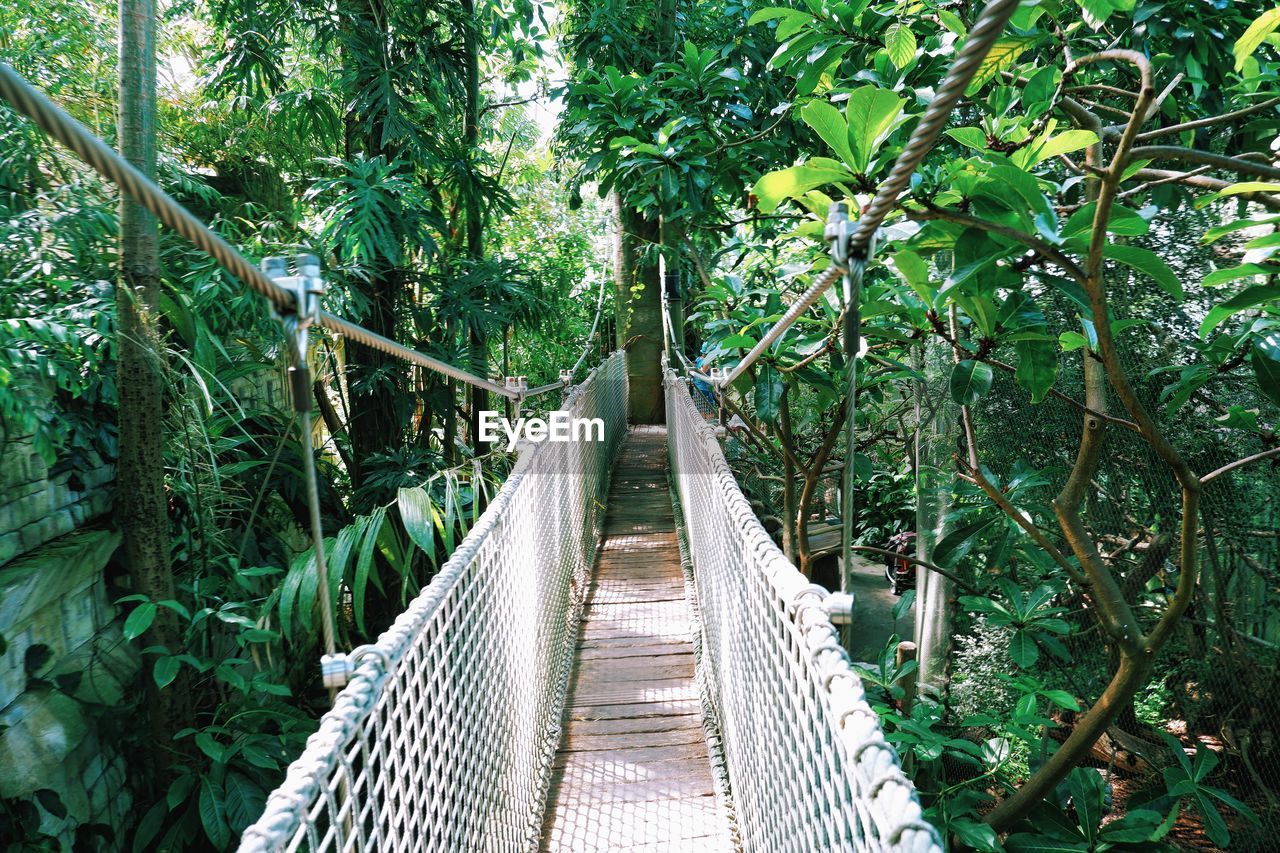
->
{"left": 0, "top": 61, "right": 517, "bottom": 400}
{"left": 693, "top": 0, "right": 1021, "bottom": 388}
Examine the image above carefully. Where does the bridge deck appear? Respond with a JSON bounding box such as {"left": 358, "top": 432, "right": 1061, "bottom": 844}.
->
{"left": 540, "top": 428, "right": 732, "bottom": 852}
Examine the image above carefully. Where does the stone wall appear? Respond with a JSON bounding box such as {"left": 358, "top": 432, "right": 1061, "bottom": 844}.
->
{"left": 0, "top": 427, "right": 129, "bottom": 841}
{"left": 0, "top": 530, "right": 137, "bottom": 833}
{"left": 0, "top": 434, "right": 113, "bottom": 568}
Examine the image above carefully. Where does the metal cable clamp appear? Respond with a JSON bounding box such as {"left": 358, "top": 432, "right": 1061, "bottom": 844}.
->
{"left": 264, "top": 253, "right": 326, "bottom": 411}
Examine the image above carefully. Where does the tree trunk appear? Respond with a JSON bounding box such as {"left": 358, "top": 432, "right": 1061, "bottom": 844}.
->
{"left": 778, "top": 386, "right": 798, "bottom": 562}
{"left": 611, "top": 192, "right": 632, "bottom": 352}
{"left": 660, "top": 216, "right": 685, "bottom": 359}
{"left": 118, "top": 0, "right": 191, "bottom": 771}
{"left": 619, "top": 205, "right": 663, "bottom": 423}
{"left": 913, "top": 338, "right": 954, "bottom": 690}
{"left": 341, "top": 0, "right": 403, "bottom": 483}
{"left": 461, "top": 0, "right": 488, "bottom": 445}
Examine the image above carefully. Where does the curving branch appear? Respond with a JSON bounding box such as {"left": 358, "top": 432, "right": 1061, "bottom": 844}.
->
{"left": 1127, "top": 145, "right": 1280, "bottom": 180}
{"left": 1201, "top": 445, "right": 1280, "bottom": 486}
{"left": 1129, "top": 167, "right": 1280, "bottom": 210}
{"left": 1134, "top": 96, "right": 1280, "bottom": 142}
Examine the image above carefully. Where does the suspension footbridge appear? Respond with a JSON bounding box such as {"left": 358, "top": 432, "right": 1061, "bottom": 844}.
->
{"left": 0, "top": 1, "right": 1024, "bottom": 847}
{"left": 238, "top": 357, "right": 939, "bottom": 853}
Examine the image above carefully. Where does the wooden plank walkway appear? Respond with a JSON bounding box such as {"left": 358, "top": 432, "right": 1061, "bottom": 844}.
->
{"left": 540, "top": 427, "right": 732, "bottom": 853}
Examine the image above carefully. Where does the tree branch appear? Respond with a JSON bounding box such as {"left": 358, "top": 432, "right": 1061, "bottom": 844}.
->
{"left": 1129, "top": 168, "right": 1280, "bottom": 210}
{"left": 1127, "top": 145, "right": 1280, "bottom": 181}
{"left": 850, "top": 545, "right": 978, "bottom": 594}
{"left": 1134, "top": 96, "right": 1280, "bottom": 142}
{"left": 1201, "top": 445, "right": 1280, "bottom": 486}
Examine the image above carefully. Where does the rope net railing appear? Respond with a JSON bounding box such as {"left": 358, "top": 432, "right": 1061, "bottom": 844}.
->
{"left": 664, "top": 369, "right": 942, "bottom": 853}
{"left": 238, "top": 353, "right": 627, "bottom": 852}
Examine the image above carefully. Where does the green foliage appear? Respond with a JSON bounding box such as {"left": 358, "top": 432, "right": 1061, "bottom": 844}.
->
{"left": 1154, "top": 732, "right": 1261, "bottom": 848}
{"left": 959, "top": 580, "right": 1072, "bottom": 671}
{"left": 1006, "top": 768, "right": 1177, "bottom": 852}
{"left": 950, "top": 360, "right": 994, "bottom": 406}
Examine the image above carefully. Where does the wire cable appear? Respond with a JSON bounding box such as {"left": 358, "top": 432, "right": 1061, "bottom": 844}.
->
{"left": 0, "top": 61, "right": 518, "bottom": 401}
{"left": 695, "top": 0, "right": 1021, "bottom": 388}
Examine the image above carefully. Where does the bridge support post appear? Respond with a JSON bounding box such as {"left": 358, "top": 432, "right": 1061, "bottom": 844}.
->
{"left": 896, "top": 640, "right": 918, "bottom": 715}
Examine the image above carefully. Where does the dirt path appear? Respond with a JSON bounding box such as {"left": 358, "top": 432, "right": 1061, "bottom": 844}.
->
{"left": 846, "top": 555, "right": 915, "bottom": 665}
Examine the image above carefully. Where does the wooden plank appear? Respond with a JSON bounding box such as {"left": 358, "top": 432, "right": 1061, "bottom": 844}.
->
{"left": 542, "top": 798, "right": 723, "bottom": 849}
{"left": 561, "top": 726, "right": 707, "bottom": 752}
{"left": 552, "top": 741, "right": 710, "bottom": 769}
{"left": 615, "top": 833, "right": 730, "bottom": 853}
{"left": 566, "top": 713, "right": 703, "bottom": 737}
{"left": 563, "top": 698, "right": 701, "bottom": 721}
{"left": 547, "top": 775, "right": 717, "bottom": 806}
{"left": 579, "top": 623, "right": 690, "bottom": 642}
{"left": 575, "top": 640, "right": 692, "bottom": 659}
{"left": 581, "top": 600, "right": 688, "bottom": 620}
{"left": 540, "top": 429, "right": 731, "bottom": 853}
{"left": 567, "top": 678, "right": 699, "bottom": 708}
{"left": 575, "top": 656, "right": 694, "bottom": 680}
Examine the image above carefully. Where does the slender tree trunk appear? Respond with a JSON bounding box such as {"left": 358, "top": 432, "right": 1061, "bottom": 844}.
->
{"left": 611, "top": 192, "right": 632, "bottom": 351}
{"left": 914, "top": 337, "right": 954, "bottom": 690}
{"left": 341, "top": 0, "right": 403, "bottom": 483}
{"left": 118, "top": 0, "right": 191, "bottom": 770}
{"left": 660, "top": 216, "right": 685, "bottom": 358}
{"left": 620, "top": 206, "right": 663, "bottom": 423}
{"left": 461, "top": 0, "right": 488, "bottom": 444}
{"left": 778, "top": 386, "right": 798, "bottom": 562}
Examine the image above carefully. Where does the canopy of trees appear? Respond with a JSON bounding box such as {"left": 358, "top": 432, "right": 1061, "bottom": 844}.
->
{"left": 2, "top": 0, "right": 1279, "bottom": 849}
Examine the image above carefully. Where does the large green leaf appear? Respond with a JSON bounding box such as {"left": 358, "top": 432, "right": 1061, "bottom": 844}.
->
{"left": 1015, "top": 338, "right": 1058, "bottom": 403}
{"left": 844, "top": 85, "right": 906, "bottom": 173}
{"left": 1202, "top": 263, "right": 1280, "bottom": 288}
{"left": 755, "top": 363, "right": 785, "bottom": 425}
{"left": 752, "top": 163, "right": 853, "bottom": 212}
{"left": 279, "top": 549, "right": 312, "bottom": 638}
{"left": 1199, "top": 285, "right": 1280, "bottom": 338}
{"left": 1004, "top": 835, "right": 1089, "bottom": 853}
{"left": 398, "top": 487, "right": 438, "bottom": 554}
{"left": 965, "top": 36, "right": 1036, "bottom": 95}
{"left": 1234, "top": 7, "right": 1280, "bottom": 70}
{"left": 747, "top": 6, "right": 805, "bottom": 25}
{"left": 950, "top": 359, "right": 994, "bottom": 406}
{"left": 223, "top": 772, "right": 267, "bottom": 833}
{"left": 933, "top": 515, "right": 997, "bottom": 567}
{"left": 890, "top": 249, "right": 934, "bottom": 303}
{"left": 1103, "top": 243, "right": 1183, "bottom": 299}
{"left": 199, "top": 777, "right": 231, "bottom": 850}
{"left": 1014, "top": 129, "right": 1099, "bottom": 168}
{"left": 1100, "top": 809, "right": 1165, "bottom": 843}
{"left": 294, "top": 536, "right": 335, "bottom": 634}
{"left": 1252, "top": 332, "right": 1280, "bottom": 406}
{"left": 884, "top": 23, "right": 916, "bottom": 69}
{"left": 124, "top": 602, "right": 157, "bottom": 640}
{"left": 1009, "top": 630, "right": 1038, "bottom": 668}
{"left": 1068, "top": 767, "right": 1104, "bottom": 845}
{"left": 951, "top": 818, "right": 1001, "bottom": 853}
{"left": 946, "top": 127, "right": 988, "bottom": 150}
{"left": 353, "top": 506, "right": 388, "bottom": 633}
{"left": 800, "top": 101, "right": 855, "bottom": 170}
{"left": 1062, "top": 202, "right": 1150, "bottom": 238}
{"left": 153, "top": 655, "right": 180, "bottom": 690}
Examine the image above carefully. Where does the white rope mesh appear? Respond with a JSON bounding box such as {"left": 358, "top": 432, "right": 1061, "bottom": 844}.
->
{"left": 239, "top": 353, "right": 627, "bottom": 852}
{"left": 665, "top": 370, "right": 942, "bottom": 853}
